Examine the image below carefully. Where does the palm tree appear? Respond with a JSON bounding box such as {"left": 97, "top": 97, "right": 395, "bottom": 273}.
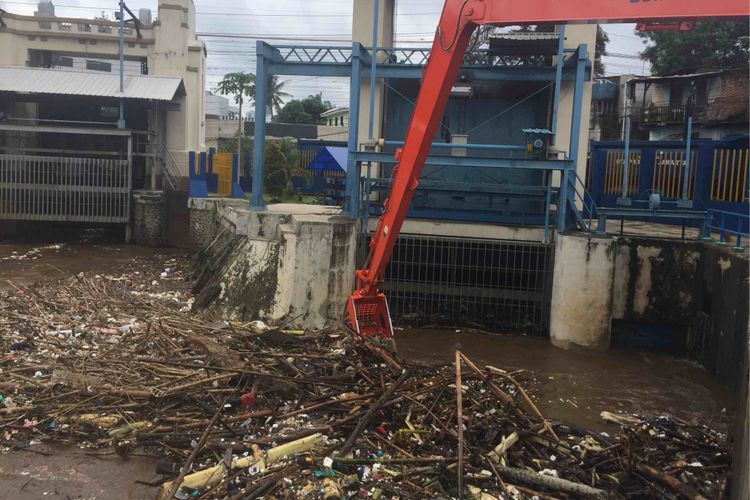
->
{"left": 216, "top": 72, "right": 255, "bottom": 158}
{"left": 266, "top": 76, "right": 291, "bottom": 121}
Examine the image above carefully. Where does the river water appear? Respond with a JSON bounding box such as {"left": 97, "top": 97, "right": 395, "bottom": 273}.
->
{"left": 0, "top": 238, "right": 183, "bottom": 292}
{"left": 0, "top": 238, "right": 735, "bottom": 434}
{"left": 396, "top": 328, "right": 734, "bottom": 432}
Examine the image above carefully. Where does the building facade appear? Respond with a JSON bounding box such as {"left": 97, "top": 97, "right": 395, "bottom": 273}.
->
{"left": 0, "top": 0, "right": 206, "bottom": 175}
{"left": 626, "top": 70, "right": 749, "bottom": 141}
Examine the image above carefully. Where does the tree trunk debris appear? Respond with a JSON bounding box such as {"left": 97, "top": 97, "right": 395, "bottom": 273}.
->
{"left": 0, "top": 253, "right": 734, "bottom": 499}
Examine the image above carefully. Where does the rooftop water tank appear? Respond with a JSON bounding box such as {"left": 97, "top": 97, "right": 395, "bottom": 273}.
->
{"left": 35, "top": 0, "right": 55, "bottom": 17}
{"left": 138, "top": 8, "right": 152, "bottom": 25}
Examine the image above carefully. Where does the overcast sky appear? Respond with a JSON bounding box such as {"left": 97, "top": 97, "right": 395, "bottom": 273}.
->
{"left": 0, "top": 0, "right": 651, "bottom": 107}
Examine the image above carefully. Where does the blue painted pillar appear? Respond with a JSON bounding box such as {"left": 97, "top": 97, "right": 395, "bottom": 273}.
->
{"left": 345, "top": 44, "right": 363, "bottom": 218}
{"left": 251, "top": 40, "right": 268, "bottom": 209}
{"left": 231, "top": 153, "right": 245, "bottom": 199}
{"left": 558, "top": 44, "right": 588, "bottom": 232}
{"left": 199, "top": 151, "right": 207, "bottom": 176}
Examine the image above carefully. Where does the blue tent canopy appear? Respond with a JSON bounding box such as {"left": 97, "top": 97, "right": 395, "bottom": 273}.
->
{"left": 306, "top": 146, "right": 348, "bottom": 173}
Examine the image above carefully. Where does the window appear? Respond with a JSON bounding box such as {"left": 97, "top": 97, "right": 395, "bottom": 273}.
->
{"left": 98, "top": 24, "right": 112, "bottom": 34}
{"left": 38, "top": 21, "right": 52, "bottom": 29}
{"left": 58, "top": 22, "right": 72, "bottom": 31}
{"left": 100, "top": 106, "right": 118, "bottom": 119}
{"left": 86, "top": 60, "right": 112, "bottom": 72}
{"left": 53, "top": 55, "right": 74, "bottom": 67}
{"left": 78, "top": 23, "right": 92, "bottom": 32}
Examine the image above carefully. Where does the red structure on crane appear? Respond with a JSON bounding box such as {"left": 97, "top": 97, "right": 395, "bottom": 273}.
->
{"left": 346, "top": 0, "right": 749, "bottom": 338}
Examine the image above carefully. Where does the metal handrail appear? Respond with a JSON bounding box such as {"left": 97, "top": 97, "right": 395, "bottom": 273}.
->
{"left": 131, "top": 130, "right": 179, "bottom": 190}
{"left": 706, "top": 208, "right": 748, "bottom": 249}
{"left": 568, "top": 171, "right": 598, "bottom": 231}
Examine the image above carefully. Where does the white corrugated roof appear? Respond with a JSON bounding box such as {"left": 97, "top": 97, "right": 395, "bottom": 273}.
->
{"left": 0, "top": 66, "right": 185, "bottom": 101}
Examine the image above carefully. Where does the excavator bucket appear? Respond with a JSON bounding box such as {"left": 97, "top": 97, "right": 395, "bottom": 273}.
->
{"left": 346, "top": 292, "right": 394, "bottom": 338}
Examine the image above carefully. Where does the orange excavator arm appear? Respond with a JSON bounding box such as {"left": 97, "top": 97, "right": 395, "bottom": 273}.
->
{"left": 346, "top": 0, "right": 749, "bottom": 338}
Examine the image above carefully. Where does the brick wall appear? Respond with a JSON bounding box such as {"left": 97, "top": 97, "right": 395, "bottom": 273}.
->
{"left": 707, "top": 71, "right": 749, "bottom": 123}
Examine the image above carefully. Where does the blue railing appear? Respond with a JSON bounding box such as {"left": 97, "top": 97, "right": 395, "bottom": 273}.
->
{"left": 705, "top": 209, "right": 749, "bottom": 249}
{"left": 589, "top": 136, "right": 749, "bottom": 227}
{"left": 569, "top": 171, "right": 598, "bottom": 232}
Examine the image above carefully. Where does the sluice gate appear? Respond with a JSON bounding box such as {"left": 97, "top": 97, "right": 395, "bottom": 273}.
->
{"left": 363, "top": 233, "right": 554, "bottom": 335}
{"left": 0, "top": 154, "right": 131, "bottom": 223}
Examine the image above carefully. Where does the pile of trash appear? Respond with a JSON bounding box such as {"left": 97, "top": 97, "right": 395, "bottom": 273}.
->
{"left": 0, "top": 257, "right": 732, "bottom": 499}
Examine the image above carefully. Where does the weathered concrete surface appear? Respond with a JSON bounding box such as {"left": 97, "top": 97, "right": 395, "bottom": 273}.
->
{"left": 611, "top": 239, "right": 702, "bottom": 325}
{"left": 368, "top": 217, "right": 546, "bottom": 242}
{"left": 549, "top": 233, "right": 617, "bottom": 350}
{"left": 189, "top": 200, "right": 357, "bottom": 329}
{"left": 132, "top": 190, "right": 166, "bottom": 247}
{"left": 732, "top": 339, "right": 749, "bottom": 500}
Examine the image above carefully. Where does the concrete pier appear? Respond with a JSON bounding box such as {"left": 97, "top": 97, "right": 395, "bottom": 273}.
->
{"left": 189, "top": 200, "right": 357, "bottom": 329}
{"left": 549, "top": 233, "right": 617, "bottom": 350}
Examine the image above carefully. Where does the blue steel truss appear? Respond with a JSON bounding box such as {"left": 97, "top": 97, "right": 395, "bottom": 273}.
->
{"left": 251, "top": 39, "right": 591, "bottom": 234}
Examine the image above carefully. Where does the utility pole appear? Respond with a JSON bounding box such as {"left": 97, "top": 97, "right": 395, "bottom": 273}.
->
{"left": 117, "top": 0, "right": 125, "bottom": 129}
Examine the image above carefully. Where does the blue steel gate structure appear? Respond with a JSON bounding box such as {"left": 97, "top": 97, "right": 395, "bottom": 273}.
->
{"left": 589, "top": 136, "right": 749, "bottom": 235}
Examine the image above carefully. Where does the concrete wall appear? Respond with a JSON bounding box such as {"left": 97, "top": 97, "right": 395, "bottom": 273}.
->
{"left": 370, "top": 218, "right": 546, "bottom": 242}
{"left": 611, "top": 240, "right": 702, "bottom": 325}
{"left": 132, "top": 190, "right": 166, "bottom": 247}
{"left": 189, "top": 200, "right": 358, "bottom": 329}
{"left": 205, "top": 117, "right": 244, "bottom": 150}
{"left": 317, "top": 125, "right": 349, "bottom": 142}
{"left": 549, "top": 233, "right": 617, "bottom": 350}
{"left": 552, "top": 233, "right": 749, "bottom": 387}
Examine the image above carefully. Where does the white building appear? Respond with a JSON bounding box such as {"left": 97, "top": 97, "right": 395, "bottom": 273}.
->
{"left": 320, "top": 107, "right": 349, "bottom": 127}
{"left": 0, "top": 0, "right": 207, "bottom": 178}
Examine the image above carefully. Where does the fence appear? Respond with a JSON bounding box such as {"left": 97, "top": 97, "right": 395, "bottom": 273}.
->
{"left": 652, "top": 150, "right": 697, "bottom": 200}
{"left": 0, "top": 154, "right": 130, "bottom": 223}
{"left": 212, "top": 152, "right": 234, "bottom": 197}
{"left": 602, "top": 150, "right": 641, "bottom": 196}
{"left": 710, "top": 147, "right": 749, "bottom": 203}
{"left": 590, "top": 137, "right": 749, "bottom": 226}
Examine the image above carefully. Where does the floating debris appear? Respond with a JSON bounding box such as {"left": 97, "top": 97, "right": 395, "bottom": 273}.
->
{"left": 0, "top": 255, "right": 733, "bottom": 499}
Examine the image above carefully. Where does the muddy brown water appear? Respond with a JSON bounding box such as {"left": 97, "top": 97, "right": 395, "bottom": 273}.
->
{"left": 0, "top": 241, "right": 183, "bottom": 292}
{"left": 396, "top": 328, "right": 734, "bottom": 433}
{"left": 0, "top": 239, "right": 736, "bottom": 497}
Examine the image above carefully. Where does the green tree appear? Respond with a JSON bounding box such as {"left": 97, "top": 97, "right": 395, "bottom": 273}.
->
{"left": 264, "top": 142, "right": 290, "bottom": 200}
{"left": 275, "top": 94, "right": 333, "bottom": 124}
{"left": 595, "top": 26, "right": 609, "bottom": 77}
{"left": 278, "top": 137, "right": 300, "bottom": 175}
{"left": 638, "top": 22, "right": 749, "bottom": 76}
{"left": 216, "top": 72, "right": 255, "bottom": 158}
{"left": 266, "top": 75, "right": 292, "bottom": 121}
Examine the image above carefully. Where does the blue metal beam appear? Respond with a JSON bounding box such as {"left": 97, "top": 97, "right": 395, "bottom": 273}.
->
{"left": 368, "top": 178, "right": 555, "bottom": 196}
{"left": 345, "top": 43, "right": 364, "bottom": 218}
{"left": 550, "top": 25, "right": 565, "bottom": 141}
{"left": 251, "top": 40, "right": 268, "bottom": 209}
{"left": 352, "top": 151, "right": 574, "bottom": 170}
{"left": 382, "top": 140, "right": 526, "bottom": 152}
{"left": 557, "top": 44, "right": 588, "bottom": 232}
